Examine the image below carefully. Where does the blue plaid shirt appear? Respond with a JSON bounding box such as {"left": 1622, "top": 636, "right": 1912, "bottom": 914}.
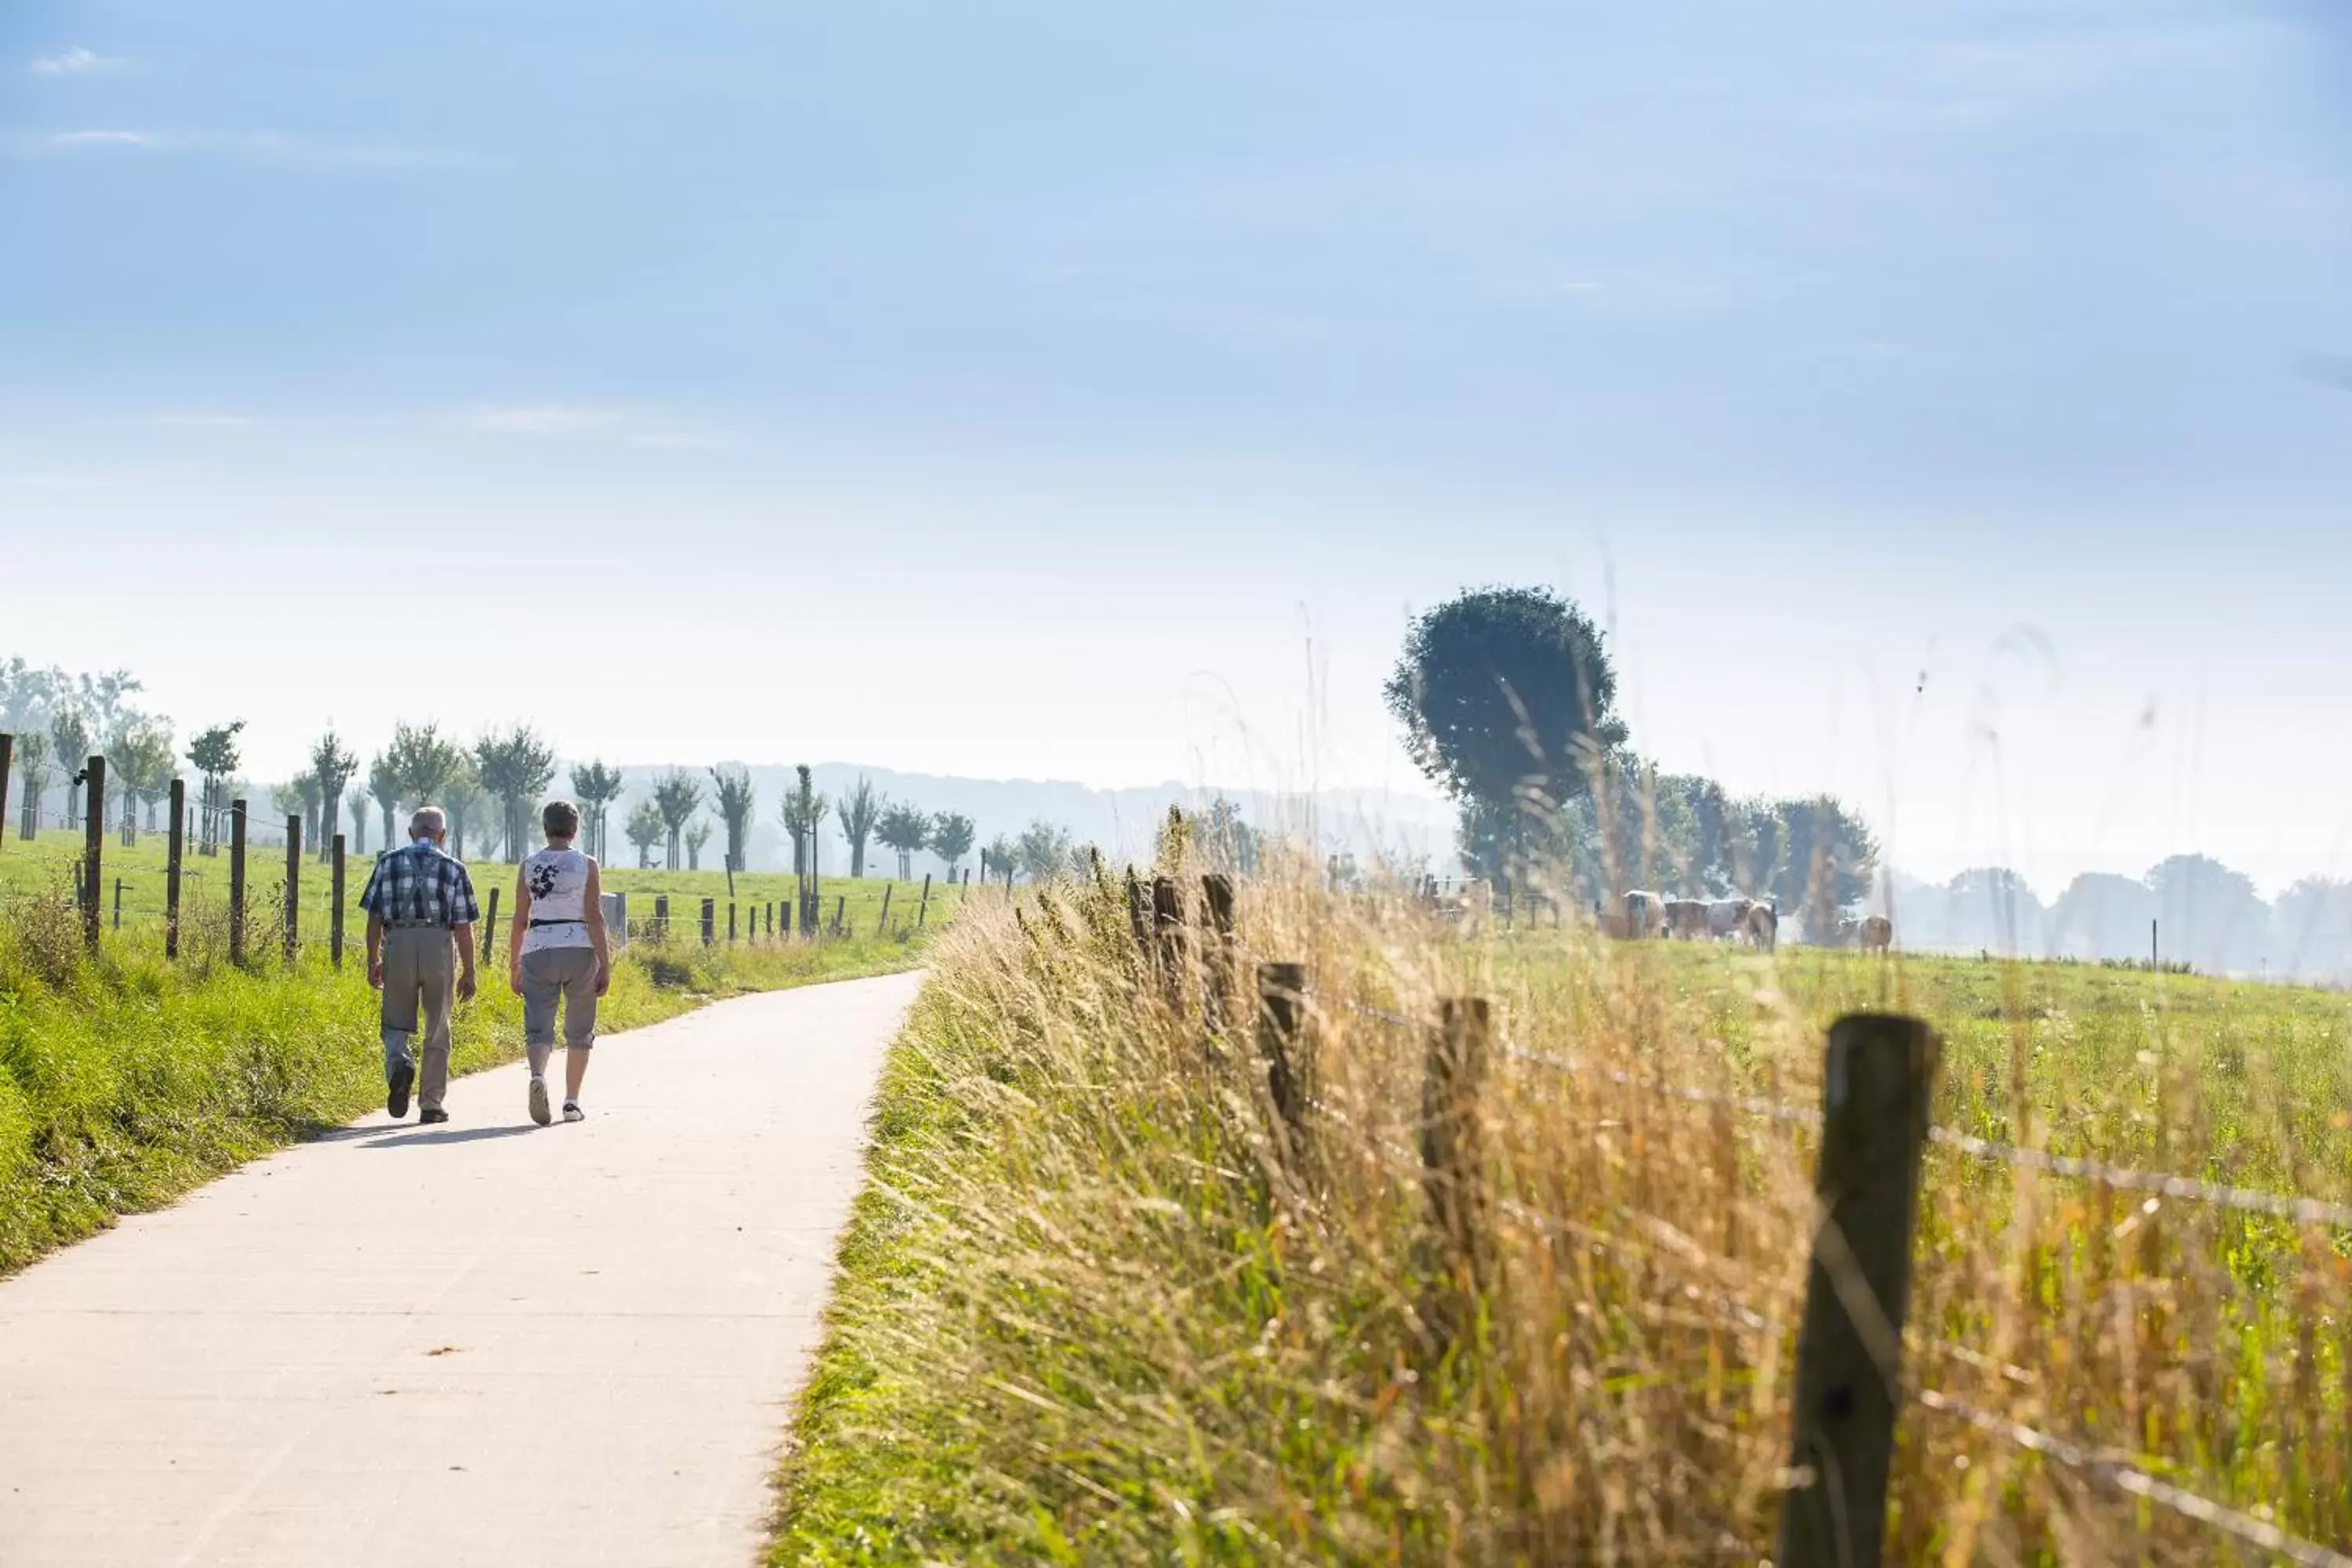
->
{"left": 358, "top": 840, "right": 481, "bottom": 927}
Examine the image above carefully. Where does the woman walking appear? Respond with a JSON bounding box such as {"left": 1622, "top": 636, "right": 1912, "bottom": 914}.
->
{"left": 507, "top": 800, "right": 612, "bottom": 1125}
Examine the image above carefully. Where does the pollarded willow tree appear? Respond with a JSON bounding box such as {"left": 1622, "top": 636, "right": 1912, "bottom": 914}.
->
{"left": 779, "top": 764, "right": 829, "bottom": 877}
{"left": 837, "top": 775, "right": 881, "bottom": 879}
{"left": 684, "top": 818, "right": 713, "bottom": 872}
{"left": 386, "top": 721, "right": 464, "bottom": 824}
{"left": 187, "top": 720, "right": 246, "bottom": 855}
{"left": 50, "top": 706, "right": 92, "bottom": 829}
{"left": 929, "top": 811, "right": 975, "bottom": 879}
{"left": 651, "top": 769, "right": 704, "bottom": 871}
{"left": 366, "top": 753, "right": 402, "bottom": 853}
{"left": 709, "top": 765, "right": 757, "bottom": 873}
{"left": 474, "top": 724, "right": 558, "bottom": 862}
{"left": 875, "top": 801, "right": 930, "bottom": 882}
{"left": 13, "top": 730, "right": 50, "bottom": 840}
{"left": 570, "top": 760, "right": 625, "bottom": 861}
{"left": 441, "top": 760, "right": 488, "bottom": 859}
{"left": 347, "top": 786, "right": 372, "bottom": 856}
{"left": 111, "top": 720, "right": 176, "bottom": 840}
{"left": 623, "top": 799, "right": 665, "bottom": 869}
{"left": 307, "top": 730, "right": 358, "bottom": 860}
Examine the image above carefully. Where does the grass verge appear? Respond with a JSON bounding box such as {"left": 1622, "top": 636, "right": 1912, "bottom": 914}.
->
{"left": 0, "top": 885, "right": 928, "bottom": 1277}
{"left": 770, "top": 862, "right": 2352, "bottom": 1564}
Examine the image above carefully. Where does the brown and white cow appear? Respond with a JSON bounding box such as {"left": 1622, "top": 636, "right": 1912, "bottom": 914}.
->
{"left": 1621, "top": 890, "right": 1667, "bottom": 939}
{"left": 1860, "top": 914, "right": 1893, "bottom": 953}
{"left": 1745, "top": 902, "right": 1778, "bottom": 952}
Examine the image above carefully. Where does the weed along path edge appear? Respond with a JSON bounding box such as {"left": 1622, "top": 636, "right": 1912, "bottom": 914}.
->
{"left": 0, "top": 970, "right": 924, "bottom": 1568}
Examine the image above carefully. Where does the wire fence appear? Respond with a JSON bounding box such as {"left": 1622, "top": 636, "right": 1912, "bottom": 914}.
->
{"left": 1186, "top": 920, "right": 2352, "bottom": 1566}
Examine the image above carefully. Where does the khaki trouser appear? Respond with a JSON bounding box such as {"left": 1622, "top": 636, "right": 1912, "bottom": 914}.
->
{"left": 519, "top": 945, "right": 599, "bottom": 1078}
{"left": 381, "top": 926, "right": 456, "bottom": 1113}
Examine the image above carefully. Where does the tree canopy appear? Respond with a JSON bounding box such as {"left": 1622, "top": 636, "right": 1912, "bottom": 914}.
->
{"left": 709, "top": 765, "right": 757, "bottom": 873}
{"left": 1385, "top": 586, "right": 1627, "bottom": 831}
{"left": 837, "top": 776, "right": 881, "bottom": 879}
{"left": 929, "top": 811, "right": 975, "bottom": 875}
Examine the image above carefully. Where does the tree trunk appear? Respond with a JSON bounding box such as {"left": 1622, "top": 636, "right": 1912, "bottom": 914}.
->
{"left": 851, "top": 840, "right": 866, "bottom": 879}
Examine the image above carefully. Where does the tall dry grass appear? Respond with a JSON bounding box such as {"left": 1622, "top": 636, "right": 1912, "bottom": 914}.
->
{"left": 775, "top": 846, "right": 2352, "bottom": 1564}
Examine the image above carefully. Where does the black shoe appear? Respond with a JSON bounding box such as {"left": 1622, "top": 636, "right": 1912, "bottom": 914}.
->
{"left": 419, "top": 1107, "right": 450, "bottom": 1126}
{"left": 388, "top": 1062, "right": 415, "bottom": 1120}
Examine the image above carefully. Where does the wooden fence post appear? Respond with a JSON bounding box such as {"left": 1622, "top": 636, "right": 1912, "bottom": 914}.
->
{"left": 700, "top": 897, "right": 715, "bottom": 946}
{"left": 916, "top": 873, "right": 931, "bottom": 929}
{"left": 832, "top": 895, "right": 845, "bottom": 935}
{"left": 285, "top": 813, "right": 303, "bottom": 962}
{"left": 1124, "top": 869, "right": 1151, "bottom": 962}
{"left": 1152, "top": 876, "right": 1185, "bottom": 1002}
{"left": 1200, "top": 874, "right": 1236, "bottom": 1038}
{"left": 0, "top": 732, "right": 12, "bottom": 849}
{"left": 112, "top": 877, "right": 123, "bottom": 931}
{"left": 1774, "top": 1013, "right": 1942, "bottom": 1568}
{"left": 165, "top": 778, "right": 186, "bottom": 960}
{"left": 228, "top": 799, "right": 248, "bottom": 964}
{"left": 82, "top": 756, "right": 105, "bottom": 952}
{"left": 728, "top": 902, "right": 738, "bottom": 942}
{"left": 331, "top": 833, "right": 347, "bottom": 967}
{"left": 781, "top": 898, "right": 793, "bottom": 938}
{"left": 1422, "top": 998, "right": 1493, "bottom": 1315}
{"left": 1256, "top": 962, "right": 1308, "bottom": 1161}
{"left": 877, "top": 883, "right": 894, "bottom": 936}
{"left": 485, "top": 886, "right": 501, "bottom": 953}
{"left": 653, "top": 894, "right": 669, "bottom": 941}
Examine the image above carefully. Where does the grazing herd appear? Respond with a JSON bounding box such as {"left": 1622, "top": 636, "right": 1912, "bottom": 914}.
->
{"left": 1618, "top": 891, "right": 1779, "bottom": 950}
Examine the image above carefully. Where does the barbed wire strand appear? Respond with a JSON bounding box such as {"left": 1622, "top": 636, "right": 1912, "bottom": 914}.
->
{"left": 1916, "top": 1387, "right": 2352, "bottom": 1568}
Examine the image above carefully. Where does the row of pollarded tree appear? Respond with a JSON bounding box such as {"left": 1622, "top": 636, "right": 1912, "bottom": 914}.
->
{"left": 600, "top": 765, "right": 982, "bottom": 880}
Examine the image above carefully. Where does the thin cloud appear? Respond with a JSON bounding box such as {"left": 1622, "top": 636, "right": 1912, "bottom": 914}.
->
{"left": 7, "top": 129, "right": 474, "bottom": 169}
{"left": 156, "top": 413, "right": 260, "bottom": 430}
{"left": 469, "top": 406, "right": 626, "bottom": 437}
{"left": 31, "top": 46, "right": 122, "bottom": 76}
{"left": 2298, "top": 352, "right": 2352, "bottom": 394}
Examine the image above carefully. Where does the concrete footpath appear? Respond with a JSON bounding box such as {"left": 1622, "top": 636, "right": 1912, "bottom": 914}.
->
{"left": 0, "top": 970, "right": 924, "bottom": 1568}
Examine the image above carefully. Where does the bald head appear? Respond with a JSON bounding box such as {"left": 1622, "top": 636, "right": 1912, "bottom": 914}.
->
{"left": 408, "top": 806, "right": 448, "bottom": 841}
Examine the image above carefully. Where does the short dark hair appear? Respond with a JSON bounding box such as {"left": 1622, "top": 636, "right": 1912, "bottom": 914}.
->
{"left": 543, "top": 800, "right": 582, "bottom": 839}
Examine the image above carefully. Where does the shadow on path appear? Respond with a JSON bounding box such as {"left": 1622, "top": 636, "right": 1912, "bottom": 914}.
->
{"left": 361, "top": 1125, "right": 538, "bottom": 1150}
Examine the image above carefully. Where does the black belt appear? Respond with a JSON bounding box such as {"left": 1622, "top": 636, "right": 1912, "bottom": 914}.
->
{"left": 528, "top": 916, "right": 585, "bottom": 928}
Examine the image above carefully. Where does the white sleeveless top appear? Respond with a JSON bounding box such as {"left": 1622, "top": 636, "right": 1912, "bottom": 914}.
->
{"left": 519, "top": 846, "right": 594, "bottom": 955}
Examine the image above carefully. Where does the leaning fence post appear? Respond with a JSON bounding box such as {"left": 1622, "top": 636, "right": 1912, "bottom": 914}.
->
{"left": 877, "top": 883, "right": 893, "bottom": 936}
{"left": 700, "top": 897, "right": 716, "bottom": 946}
{"left": 1774, "top": 1012, "right": 1943, "bottom": 1568}
{"left": 284, "top": 813, "right": 303, "bottom": 962}
{"left": 485, "top": 886, "right": 501, "bottom": 953}
{"left": 916, "top": 873, "right": 932, "bottom": 928}
{"left": 228, "top": 798, "right": 249, "bottom": 964}
{"left": 0, "top": 732, "right": 12, "bottom": 849}
{"left": 331, "top": 833, "right": 347, "bottom": 967}
{"left": 1423, "top": 997, "right": 1493, "bottom": 1331}
{"left": 1256, "top": 962, "right": 1308, "bottom": 1160}
{"left": 82, "top": 755, "right": 105, "bottom": 952}
{"left": 165, "top": 778, "right": 186, "bottom": 959}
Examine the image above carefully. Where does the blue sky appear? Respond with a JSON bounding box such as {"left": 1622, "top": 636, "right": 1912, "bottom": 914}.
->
{"left": 4, "top": 1, "right": 2350, "bottom": 891}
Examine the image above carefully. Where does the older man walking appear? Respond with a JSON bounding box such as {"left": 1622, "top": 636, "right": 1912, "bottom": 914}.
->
{"left": 360, "top": 806, "right": 481, "bottom": 1124}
